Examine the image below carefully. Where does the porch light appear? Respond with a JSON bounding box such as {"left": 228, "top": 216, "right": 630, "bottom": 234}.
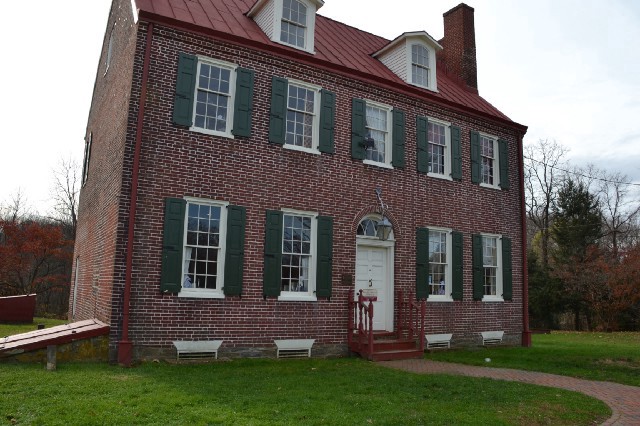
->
{"left": 374, "top": 188, "right": 393, "bottom": 241}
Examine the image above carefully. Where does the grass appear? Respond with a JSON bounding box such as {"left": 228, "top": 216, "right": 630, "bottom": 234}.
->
{"left": 0, "top": 318, "right": 68, "bottom": 338}
{"left": 427, "top": 332, "right": 640, "bottom": 387}
{"left": 0, "top": 358, "right": 609, "bottom": 425}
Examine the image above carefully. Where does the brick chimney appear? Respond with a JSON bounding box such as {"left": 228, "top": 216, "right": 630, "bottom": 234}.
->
{"left": 440, "top": 3, "right": 478, "bottom": 92}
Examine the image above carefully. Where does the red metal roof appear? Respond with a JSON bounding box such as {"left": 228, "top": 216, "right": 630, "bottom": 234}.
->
{"left": 0, "top": 319, "right": 109, "bottom": 356}
{"left": 134, "top": 0, "right": 515, "bottom": 124}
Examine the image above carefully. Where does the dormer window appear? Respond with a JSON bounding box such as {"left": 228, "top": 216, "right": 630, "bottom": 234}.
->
{"left": 248, "top": 0, "right": 324, "bottom": 54}
{"left": 374, "top": 32, "right": 442, "bottom": 92}
{"left": 281, "top": 0, "right": 307, "bottom": 49}
{"left": 411, "top": 44, "right": 430, "bottom": 87}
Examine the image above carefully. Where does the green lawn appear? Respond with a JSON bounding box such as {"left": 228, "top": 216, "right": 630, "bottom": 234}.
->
{"left": 0, "top": 358, "right": 609, "bottom": 425}
{"left": 427, "top": 332, "right": 640, "bottom": 387}
{"left": 0, "top": 318, "right": 68, "bottom": 338}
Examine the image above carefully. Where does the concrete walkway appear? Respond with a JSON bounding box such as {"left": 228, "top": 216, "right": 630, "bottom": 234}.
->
{"left": 378, "top": 359, "right": 640, "bottom": 426}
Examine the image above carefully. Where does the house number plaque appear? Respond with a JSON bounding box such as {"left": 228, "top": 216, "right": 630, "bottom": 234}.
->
{"left": 361, "top": 289, "right": 378, "bottom": 301}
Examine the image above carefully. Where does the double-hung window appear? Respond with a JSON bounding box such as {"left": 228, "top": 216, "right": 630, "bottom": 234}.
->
{"left": 472, "top": 233, "right": 512, "bottom": 302}
{"left": 281, "top": 212, "right": 316, "bottom": 296}
{"left": 81, "top": 132, "right": 92, "bottom": 186}
{"left": 181, "top": 200, "right": 227, "bottom": 297}
{"left": 193, "top": 58, "right": 236, "bottom": 137}
{"left": 160, "top": 198, "right": 247, "bottom": 298}
{"left": 411, "top": 44, "right": 430, "bottom": 88}
{"left": 173, "top": 53, "right": 254, "bottom": 139}
{"left": 428, "top": 229, "right": 452, "bottom": 299}
{"left": 480, "top": 135, "right": 497, "bottom": 186}
{"left": 286, "top": 81, "right": 320, "bottom": 151}
{"left": 365, "top": 101, "right": 392, "bottom": 166}
{"left": 263, "top": 210, "right": 333, "bottom": 301}
{"left": 470, "top": 131, "right": 509, "bottom": 189}
{"left": 281, "top": 0, "right": 307, "bottom": 49}
{"left": 428, "top": 119, "right": 451, "bottom": 177}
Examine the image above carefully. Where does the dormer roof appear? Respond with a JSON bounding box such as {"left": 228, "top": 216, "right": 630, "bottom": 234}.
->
{"left": 247, "top": 0, "right": 324, "bottom": 16}
{"left": 372, "top": 31, "right": 443, "bottom": 58}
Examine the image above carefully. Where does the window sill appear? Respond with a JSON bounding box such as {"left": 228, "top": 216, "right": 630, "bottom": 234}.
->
{"left": 189, "top": 126, "right": 235, "bottom": 139}
{"left": 480, "top": 182, "right": 501, "bottom": 190}
{"left": 277, "top": 294, "right": 318, "bottom": 302}
{"left": 283, "top": 144, "right": 321, "bottom": 155}
{"left": 178, "top": 290, "right": 225, "bottom": 299}
{"left": 427, "top": 297, "right": 454, "bottom": 302}
{"left": 363, "top": 160, "right": 393, "bottom": 170}
{"left": 427, "top": 172, "right": 453, "bottom": 182}
{"left": 482, "top": 296, "right": 504, "bottom": 302}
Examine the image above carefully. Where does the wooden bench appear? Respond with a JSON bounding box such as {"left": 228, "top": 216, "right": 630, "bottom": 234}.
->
{"left": 172, "top": 340, "right": 223, "bottom": 360}
{"left": 274, "top": 339, "right": 315, "bottom": 358}
{"left": 481, "top": 331, "right": 504, "bottom": 346}
{"left": 425, "top": 333, "right": 453, "bottom": 349}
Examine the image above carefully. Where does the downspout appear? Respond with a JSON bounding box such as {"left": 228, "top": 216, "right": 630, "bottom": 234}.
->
{"left": 118, "top": 22, "right": 154, "bottom": 366}
{"left": 518, "top": 132, "right": 532, "bottom": 347}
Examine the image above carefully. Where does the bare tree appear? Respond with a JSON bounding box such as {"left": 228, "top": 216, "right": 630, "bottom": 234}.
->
{"left": 524, "top": 139, "right": 569, "bottom": 270}
{"left": 596, "top": 171, "right": 640, "bottom": 260}
{"left": 50, "top": 157, "right": 80, "bottom": 238}
{"left": 0, "top": 188, "right": 31, "bottom": 223}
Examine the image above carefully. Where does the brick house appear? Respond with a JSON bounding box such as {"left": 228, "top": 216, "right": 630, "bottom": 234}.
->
{"left": 72, "top": 0, "right": 529, "bottom": 364}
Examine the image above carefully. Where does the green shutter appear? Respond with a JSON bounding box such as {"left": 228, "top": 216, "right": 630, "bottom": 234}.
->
{"left": 351, "top": 98, "right": 366, "bottom": 160}
{"left": 502, "top": 237, "right": 513, "bottom": 300}
{"left": 416, "top": 116, "right": 429, "bottom": 173}
{"left": 160, "top": 198, "right": 187, "bottom": 293}
{"left": 451, "top": 126, "right": 462, "bottom": 180}
{"left": 318, "top": 89, "right": 336, "bottom": 153}
{"left": 316, "top": 216, "right": 333, "bottom": 298}
{"left": 173, "top": 53, "right": 197, "bottom": 127}
{"left": 223, "top": 205, "right": 246, "bottom": 296}
{"left": 268, "top": 77, "right": 288, "bottom": 144}
{"left": 391, "top": 109, "right": 405, "bottom": 168}
{"left": 470, "top": 131, "right": 481, "bottom": 184}
{"left": 472, "top": 234, "right": 484, "bottom": 300}
{"left": 452, "top": 231, "right": 464, "bottom": 300}
{"left": 263, "top": 210, "right": 283, "bottom": 297}
{"left": 416, "top": 228, "right": 429, "bottom": 300}
{"left": 232, "top": 68, "right": 254, "bottom": 137}
{"left": 498, "top": 139, "right": 510, "bottom": 189}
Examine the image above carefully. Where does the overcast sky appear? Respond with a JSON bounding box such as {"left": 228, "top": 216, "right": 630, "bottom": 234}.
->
{"left": 1, "top": 0, "right": 639, "bottom": 214}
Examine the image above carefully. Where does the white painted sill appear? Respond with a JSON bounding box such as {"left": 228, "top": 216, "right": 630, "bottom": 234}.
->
{"left": 363, "top": 160, "right": 393, "bottom": 170}
{"left": 482, "top": 296, "right": 504, "bottom": 302}
{"left": 283, "top": 144, "right": 321, "bottom": 155}
{"left": 480, "top": 182, "right": 501, "bottom": 190}
{"left": 189, "top": 126, "right": 235, "bottom": 139}
{"left": 428, "top": 172, "right": 453, "bottom": 182}
{"left": 277, "top": 294, "right": 318, "bottom": 302}
{"left": 427, "top": 298, "right": 454, "bottom": 303}
{"left": 178, "top": 290, "right": 225, "bottom": 299}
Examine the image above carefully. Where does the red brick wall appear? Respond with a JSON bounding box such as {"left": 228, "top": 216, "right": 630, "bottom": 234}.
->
{"left": 112, "top": 23, "right": 526, "bottom": 358}
{"left": 70, "top": 0, "right": 139, "bottom": 339}
{"left": 75, "top": 6, "right": 526, "bottom": 359}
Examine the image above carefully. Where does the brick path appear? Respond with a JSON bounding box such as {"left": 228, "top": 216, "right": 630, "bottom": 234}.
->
{"left": 378, "top": 359, "right": 640, "bottom": 425}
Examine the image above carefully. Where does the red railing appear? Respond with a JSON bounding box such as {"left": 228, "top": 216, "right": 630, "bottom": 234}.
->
{"left": 348, "top": 288, "right": 375, "bottom": 360}
{"left": 396, "top": 290, "right": 426, "bottom": 351}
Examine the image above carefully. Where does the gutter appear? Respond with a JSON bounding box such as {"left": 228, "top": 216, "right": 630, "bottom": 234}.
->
{"left": 118, "top": 22, "right": 154, "bottom": 366}
{"left": 518, "top": 132, "right": 532, "bottom": 347}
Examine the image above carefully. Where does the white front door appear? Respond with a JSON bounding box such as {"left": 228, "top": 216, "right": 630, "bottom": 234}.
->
{"left": 355, "top": 245, "right": 392, "bottom": 331}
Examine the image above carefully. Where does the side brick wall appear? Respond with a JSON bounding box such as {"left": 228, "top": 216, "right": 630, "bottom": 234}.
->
{"left": 70, "top": 0, "right": 139, "bottom": 335}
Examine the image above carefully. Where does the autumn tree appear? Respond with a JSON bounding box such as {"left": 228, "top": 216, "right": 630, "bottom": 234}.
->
{"left": 0, "top": 218, "right": 73, "bottom": 305}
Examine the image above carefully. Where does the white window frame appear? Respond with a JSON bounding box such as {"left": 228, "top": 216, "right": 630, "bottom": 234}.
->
{"left": 427, "top": 227, "right": 453, "bottom": 302}
{"left": 426, "top": 117, "right": 452, "bottom": 181}
{"left": 189, "top": 56, "right": 237, "bottom": 139}
{"left": 273, "top": 0, "right": 317, "bottom": 54}
{"left": 278, "top": 208, "right": 318, "bottom": 302}
{"left": 363, "top": 99, "right": 394, "bottom": 169}
{"left": 481, "top": 233, "right": 503, "bottom": 302}
{"left": 284, "top": 79, "right": 321, "bottom": 155}
{"left": 479, "top": 132, "right": 500, "bottom": 189}
{"left": 105, "top": 27, "right": 114, "bottom": 75}
{"left": 405, "top": 39, "right": 438, "bottom": 92}
{"left": 178, "top": 198, "right": 229, "bottom": 299}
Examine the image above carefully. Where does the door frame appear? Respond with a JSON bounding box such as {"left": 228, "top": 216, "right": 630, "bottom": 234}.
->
{"left": 355, "top": 236, "right": 395, "bottom": 331}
